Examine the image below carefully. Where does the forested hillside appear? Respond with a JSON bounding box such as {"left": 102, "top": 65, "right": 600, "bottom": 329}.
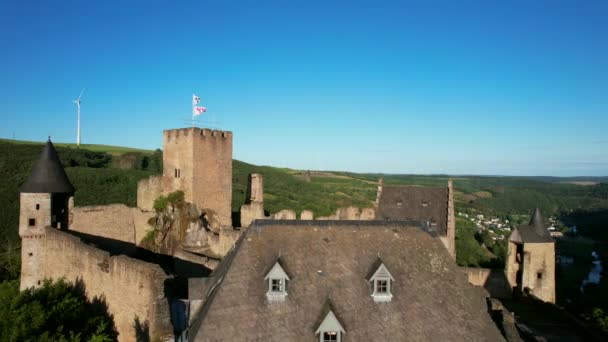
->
{"left": 1, "top": 140, "right": 607, "bottom": 281}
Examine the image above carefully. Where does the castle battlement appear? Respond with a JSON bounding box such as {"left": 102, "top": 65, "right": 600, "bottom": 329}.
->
{"left": 163, "top": 127, "right": 232, "bottom": 141}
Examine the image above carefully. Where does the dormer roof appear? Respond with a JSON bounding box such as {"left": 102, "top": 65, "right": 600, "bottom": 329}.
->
{"left": 20, "top": 139, "right": 75, "bottom": 194}
{"left": 366, "top": 258, "right": 394, "bottom": 281}
{"left": 264, "top": 258, "right": 290, "bottom": 281}
{"left": 315, "top": 300, "right": 346, "bottom": 334}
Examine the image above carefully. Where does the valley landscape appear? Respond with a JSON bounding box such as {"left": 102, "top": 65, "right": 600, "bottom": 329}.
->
{"left": 1, "top": 138, "right": 607, "bottom": 339}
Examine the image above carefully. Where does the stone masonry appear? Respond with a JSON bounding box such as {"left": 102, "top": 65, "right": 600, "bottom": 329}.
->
{"left": 138, "top": 128, "right": 233, "bottom": 227}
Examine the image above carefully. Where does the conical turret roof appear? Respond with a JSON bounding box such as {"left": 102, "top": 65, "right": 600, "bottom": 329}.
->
{"left": 20, "top": 139, "right": 75, "bottom": 194}
{"left": 529, "top": 207, "right": 548, "bottom": 237}
{"left": 510, "top": 208, "right": 552, "bottom": 243}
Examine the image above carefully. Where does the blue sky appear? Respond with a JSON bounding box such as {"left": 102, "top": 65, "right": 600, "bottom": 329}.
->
{"left": 1, "top": 0, "right": 607, "bottom": 176}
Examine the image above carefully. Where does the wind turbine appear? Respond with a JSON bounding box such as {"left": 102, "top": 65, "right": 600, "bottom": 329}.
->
{"left": 72, "top": 88, "right": 85, "bottom": 146}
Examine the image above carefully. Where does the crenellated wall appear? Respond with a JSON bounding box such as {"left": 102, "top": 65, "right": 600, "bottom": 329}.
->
{"left": 37, "top": 228, "right": 172, "bottom": 341}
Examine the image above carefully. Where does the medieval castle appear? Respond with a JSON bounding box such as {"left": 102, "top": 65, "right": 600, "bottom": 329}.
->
{"left": 18, "top": 127, "right": 556, "bottom": 341}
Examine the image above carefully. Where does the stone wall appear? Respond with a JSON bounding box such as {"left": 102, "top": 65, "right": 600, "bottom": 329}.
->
{"left": 240, "top": 202, "right": 264, "bottom": 228}
{"left": 300, "top": 210, "right": 314, "bottom": 220}
{"left": 317, "top": 206, "right": 375, "bottom": 220}
{"left": 460, "top": 267, "right": 512, "bottom": 298}
{"left": 40, "top": 228, "right": 172, "bottom": 341}
{"left": 506, "top": 241, "right": 556, "bottom": 303}
{"left": 240, "top": 173, "right": 265, "bottom": 227}
{"left": 270, "top": 209, "right": 296, "bottom": 220}
{"left": 163, "top": 128, "right": 233, "bottom": 228}
{"left": 137, "top": 175, "right": 162, "bottom": 211}
{"left": 445, "top": 179, "right": 456, "bottom": 258}
{"left": 71, "top": 204, "right": 155, "bottom": 246}
{"left": 523, "top": 243, "right": 556, "bottom": 303}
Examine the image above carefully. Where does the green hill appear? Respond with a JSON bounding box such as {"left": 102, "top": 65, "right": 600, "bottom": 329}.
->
{"left": 2, "top": 139, "right": 608, "bottom": 281}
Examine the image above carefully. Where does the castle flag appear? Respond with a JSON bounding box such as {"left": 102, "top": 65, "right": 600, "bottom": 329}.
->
{"left": 194, "top": 106, "right": 207, "bottom": 116}
{"left": 192, "top": 94, "right": 206, "bottom": 116}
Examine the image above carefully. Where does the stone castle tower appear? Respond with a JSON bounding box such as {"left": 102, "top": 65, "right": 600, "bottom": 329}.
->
{"left": 162, "top": 128, "right": 233, "bottom": 227}
{"left": 19, "top": 139, "right": 75, "bottom": 290}
{"left": 505, "top": 208, "right": 556, "bottom": 303}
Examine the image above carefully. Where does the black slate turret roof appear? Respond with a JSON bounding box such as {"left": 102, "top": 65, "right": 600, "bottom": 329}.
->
{"left": 20, "top": 139, "right": 75, "bottom": 194}
{"left": 511, "top": 208, "right": 553, "bottom": 243}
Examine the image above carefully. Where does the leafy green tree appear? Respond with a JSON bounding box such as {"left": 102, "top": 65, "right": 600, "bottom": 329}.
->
{"left": 0, "top": 279, "right": 116, "bottom": 342}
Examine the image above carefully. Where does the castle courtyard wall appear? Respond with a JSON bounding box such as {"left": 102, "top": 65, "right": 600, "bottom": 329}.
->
{"left": 71, "top": 204, "right": 154, "bottom": 246}
{"left": 41, "top": 228, "right": 172, "bottom": 341}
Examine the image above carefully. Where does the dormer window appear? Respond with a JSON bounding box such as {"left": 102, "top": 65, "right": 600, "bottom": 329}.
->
{"left": 264, "top": 259, "right": 290, "bottom": 302}
{"left": 367, "top": 259, "right": 395, "bottom": 303}
{"left": 316, "top": 308, "right": 345, "bottom": 342}
{"left": 271, "top": 278, "right": 284, "bottom": 292}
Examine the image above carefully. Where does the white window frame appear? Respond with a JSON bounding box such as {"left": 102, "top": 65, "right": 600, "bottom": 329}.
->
{"left": 264, "top": 261, "right": 290, "bottom": 302}
{"left": 321, "top": 331, "right": 340, "bottom": 342}
{"left": 369, "top": 263, "right": 395, "bottom": 302}
{"left": 316, "top": 310, "right": 345, "bottom": 342}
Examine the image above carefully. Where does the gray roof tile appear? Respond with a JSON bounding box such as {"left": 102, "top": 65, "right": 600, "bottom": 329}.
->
{"left": 190, "top": 221, "right": 504, "bottom": 341}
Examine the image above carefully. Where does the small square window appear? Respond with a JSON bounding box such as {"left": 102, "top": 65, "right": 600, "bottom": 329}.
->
{"left": 35, "top": 204, "right": 40, "bottom": 210}
{"left": 537, "top": 272, "right": 543, "bottom": 279}
{"left": 376, "top": 279, "right": 388, "bottom": 294}
{"left": 28, "top": 218, "right": 36, "bottom": 226}
{"left": 28, "top": 253, "right": 33, "bottom": 257}
{"left": 323, "top": 331, "right": 338, "bottom": 342}
{"left": 271, "top": 279, "right": 283, "bottom": 292}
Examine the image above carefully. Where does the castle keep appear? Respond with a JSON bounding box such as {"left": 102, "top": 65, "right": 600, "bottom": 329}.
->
{"left": 139, "top": 128, "right": 233, "bottom": 228}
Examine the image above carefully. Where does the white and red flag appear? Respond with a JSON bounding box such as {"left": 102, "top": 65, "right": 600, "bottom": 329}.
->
{"left": 194, "top": 106, "right": 207, "bottom": 116}
{"left": 192, "top": 94, "right": 206, "bottom": 116}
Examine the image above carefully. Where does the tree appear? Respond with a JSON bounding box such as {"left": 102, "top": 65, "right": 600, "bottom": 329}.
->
{"left": 0, "top": 279, "right": 117, "bottom": 342}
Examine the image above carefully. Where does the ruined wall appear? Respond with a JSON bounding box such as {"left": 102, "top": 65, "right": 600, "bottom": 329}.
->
{"left": 163, "top": 128, "right": 233, "bottom": 228}
{"left": 271, "top": 209, "right": 296, "bottom": 220}
{"left": 240, "top": 173, "right": 265, "bottom": 227}
{"left": 240, "top": 202, "right": 264, "bottom": 228}
{"left": 245, "top": 173, "right": 263, "bottom": 204}
{"left": 137, "top": 175, "right": 162, "bottom": 211}
{"left": 71, "top": 204, "right": 155, "bottom": 246}
{"left": 41, "top": 228, "right": 172, "bottom": 341}
{"left": 460, "top": 267, "right": 511, "bottom": 298}
{"left": 300, "top": 210, "right": 314, "bottom": 220}
{"left": 316, "top": 206, "right": 376, "bottom": 220}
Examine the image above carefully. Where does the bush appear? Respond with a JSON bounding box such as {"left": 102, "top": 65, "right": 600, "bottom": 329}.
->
{"left": 153, "top": 195, "right": 168, "bottom": 212}
{"left": 0, "top": 279, "right": 116, "bottom": 341}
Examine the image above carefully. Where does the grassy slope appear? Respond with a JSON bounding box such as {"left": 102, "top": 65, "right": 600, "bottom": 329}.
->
{"left": 0, "top": 139, "right": 153, "bottom": 155}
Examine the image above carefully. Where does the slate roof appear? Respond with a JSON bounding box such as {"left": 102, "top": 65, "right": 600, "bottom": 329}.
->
{"left": 510, "top": 208, "right": 553, "bottom": 243}
{"left": 20, "top": 139, "right": 75, "bottom": 194}
{"left": 376, "top": 185, "right": 448, "bottom": 235}
{"left": 189, "top": 220, "right": 504, "bottom": 341}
